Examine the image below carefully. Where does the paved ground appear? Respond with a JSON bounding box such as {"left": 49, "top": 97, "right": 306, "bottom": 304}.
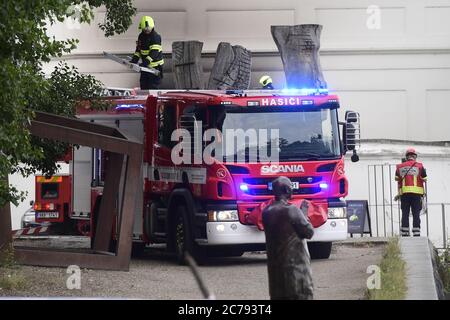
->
{"left": 1, "top": 238, "right": 383, "bottom": 299}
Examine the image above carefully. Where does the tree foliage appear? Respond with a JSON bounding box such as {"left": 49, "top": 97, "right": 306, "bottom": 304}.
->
{"left": 0, "top": 0, "right": 136, "bottom": 206}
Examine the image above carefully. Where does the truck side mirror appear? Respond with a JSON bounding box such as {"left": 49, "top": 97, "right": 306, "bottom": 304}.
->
{"left": 345, "top": 123, "right": 357, "bottom": 151}
{"left": 343, "top": 111, "right": 360, "bottom": 161}
{"left": 345, "top": 111, "right": 359, "bottom": 123}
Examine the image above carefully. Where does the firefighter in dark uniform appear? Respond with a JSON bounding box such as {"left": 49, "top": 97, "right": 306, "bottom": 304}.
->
{"left": 262, "top": 176, "right": 315, "bottom": 300}
{"left": 130, "top": 16, "right": 164, "bottom": 89}
{"left": 395, "top": 148, "right": 428, "bottom": 237}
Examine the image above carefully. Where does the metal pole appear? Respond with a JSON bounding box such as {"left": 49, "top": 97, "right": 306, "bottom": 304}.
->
{"left": 425, "top": 184, "right": 429, "bottom": 237}
{"left": 368, "top": 165, "right": 371, "bottom": 215}
{"left": 374, "top": 165, "right": 379, "bottom": 237}
{"left": 368, "top": 165, "right": 372, "bottom": 237}
{"left": 367, "top": 164, "right": 372, "bottom": 236}
{"left": 381, "top": 165, "right": 387, "bottom": 237}
{"left": 185, "top": 252, "right": 215, "bottom": 299}
{"left": 389, "top": 165, "right": 394, "bottom": 236}
{"left": 394, "top": 164, "right": 401, "bottom": 235}
{"left": 442, "top": 204, "right": 447, "bottom": 249}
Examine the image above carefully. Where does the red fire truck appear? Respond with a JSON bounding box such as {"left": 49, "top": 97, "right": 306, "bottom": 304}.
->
{"left": 38, "top": 89, "right": 361, "bottom": 261}
{"left": 32, "top": 175, "right": 91, "bottom": 236}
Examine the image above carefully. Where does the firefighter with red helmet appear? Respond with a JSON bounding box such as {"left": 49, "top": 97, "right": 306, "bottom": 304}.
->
{"left": 130, "top": 16, "right": 164, "bottom": 89}
{"left": 395, "top": 148, "right": 427, "bottom": 237}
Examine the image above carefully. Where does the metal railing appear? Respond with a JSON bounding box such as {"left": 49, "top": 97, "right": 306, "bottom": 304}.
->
{"left": 366, "top": 203, "right": 449, "bottom": 249}
{"left": 367, "top": 163, "right": 449, "bottom": 249}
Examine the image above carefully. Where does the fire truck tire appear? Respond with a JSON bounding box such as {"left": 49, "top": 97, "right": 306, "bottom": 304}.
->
{"left": 131, "top": 242, "right": 146, "bottom": 257}
{"left": 207, "top": 247, "right": 244, "bottom": 258}
{"left": 173, "top": 206, "right": 204, "bottom": 265}
{"left": 76, "top": 220, "right": 90, "bottom": 236}
{"left": 307, "top": 241, "right": 332, "bottom": 259}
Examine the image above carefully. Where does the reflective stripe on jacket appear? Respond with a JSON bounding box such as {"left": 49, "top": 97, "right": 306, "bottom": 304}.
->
{"left": 134, "top": 30, "right": 164, "bottom": 69}
{"left": 395, "top": 160, "right": 427, "bottom": 195}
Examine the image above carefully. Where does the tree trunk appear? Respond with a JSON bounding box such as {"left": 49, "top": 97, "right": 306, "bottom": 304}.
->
{"left": 208, "top": 42, "right": 252, "bottom": 90}
{"left": 271, "top": 25, "right": 327, "bottom": 89}
{"left": 0, "top": 176, "right": 12, "bottom": 253}
{"left": 172, "top": 40, "right": 204, "bottom": 89}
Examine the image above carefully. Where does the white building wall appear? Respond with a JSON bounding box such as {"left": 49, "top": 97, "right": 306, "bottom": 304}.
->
{"left": 50, "top": 0, "right": 450, "bottom": 53}
{"left": 44, "top": 0, "right": 450, "bottom": 141}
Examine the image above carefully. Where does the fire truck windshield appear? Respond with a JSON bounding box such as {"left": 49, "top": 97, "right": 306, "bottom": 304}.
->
{"left": 41, "top": 183, "right": 59, "bottom": 199}
{"left": 211, "top": 106, "right": 341, "bottom": 162}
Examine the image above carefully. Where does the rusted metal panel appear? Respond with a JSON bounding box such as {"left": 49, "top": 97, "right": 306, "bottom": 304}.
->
{"left": 35, "top": 112, "right": 119, "bottom": 137}
{"left": 14, "top": 248, "right": 129, "bottom": 271}
{"left": 0, "top": 199, "right": 12, "bottom": 251}
{"left": 12, "top": 111, "right": 142, "bottom": 271}
{"left": 93, "top": 152, "right": 123, "bottom": 252}
{"left": 30, "top": 121, "right": 138, "bottom": 155}
{"left": 116, "top": 154, "right": 142, "bottom": 260}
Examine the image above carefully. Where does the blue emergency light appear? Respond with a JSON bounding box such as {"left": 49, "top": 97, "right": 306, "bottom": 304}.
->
{"left": 115, "top": 104, "right": 144, "bottom": 110}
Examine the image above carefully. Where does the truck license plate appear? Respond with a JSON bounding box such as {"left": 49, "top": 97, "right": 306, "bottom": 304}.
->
{"left": 37, "top": 212, "right": 59, "bottom": 219}
{"left": 268, "top": 182, "right": 299, "bottom": 190}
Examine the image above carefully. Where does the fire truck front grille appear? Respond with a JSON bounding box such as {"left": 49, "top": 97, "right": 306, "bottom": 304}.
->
{"left": 242, "top": 176, "right": 321, "bottom": 185}
{"left": 245, "top": 186, "right": 321, "bottom": 196}
{"left": 241, "top": 176, "right": 322, "bottom": 196}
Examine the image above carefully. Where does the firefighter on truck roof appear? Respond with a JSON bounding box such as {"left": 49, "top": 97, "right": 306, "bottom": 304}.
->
{"left": 259, "top": 75, "right": 274, "bottom": 90}
{"left": 395, "top": 148, "right": 428, "bottom": 237}
{"left": 130, "top": 16, "right": 164, "bottom": 89}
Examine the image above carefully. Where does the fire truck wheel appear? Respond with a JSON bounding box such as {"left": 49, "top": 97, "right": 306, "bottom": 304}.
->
{"left": 307, "top": 241, "right": 332, "bottom": 259}
{"left": 173, "top": 206, "right": 204, "bottom": 265}
{"left": 131, "top": 242, "right": 146, "bottom": 257}
{"left": 76, "top": 220, "right": 90, "bottom": 236}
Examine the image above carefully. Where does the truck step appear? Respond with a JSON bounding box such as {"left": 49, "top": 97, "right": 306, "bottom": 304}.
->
{"left": 153, "top": 232, "right": 166, "bottom": 237}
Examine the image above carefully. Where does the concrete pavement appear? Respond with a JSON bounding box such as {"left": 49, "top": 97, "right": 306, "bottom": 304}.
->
{"left": 400, "top": 237, "right": 438, "bottom": 300}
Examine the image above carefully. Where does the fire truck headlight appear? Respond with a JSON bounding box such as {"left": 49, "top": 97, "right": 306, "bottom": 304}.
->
{"left": 320, "top": 183, "right": 328, "bottom": 189}
{"left": 328, "top": 207, "right": 347, "bottom": 219}
{"left": 239, "top": 183, "right": 249, "bottom": 192}
{"left": 208, "top": 210, "right": 239, "bottom": 222}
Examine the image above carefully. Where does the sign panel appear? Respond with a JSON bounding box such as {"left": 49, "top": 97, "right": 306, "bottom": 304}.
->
{"left": 347, "top": 200, "right": 372, "bottom": 236}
